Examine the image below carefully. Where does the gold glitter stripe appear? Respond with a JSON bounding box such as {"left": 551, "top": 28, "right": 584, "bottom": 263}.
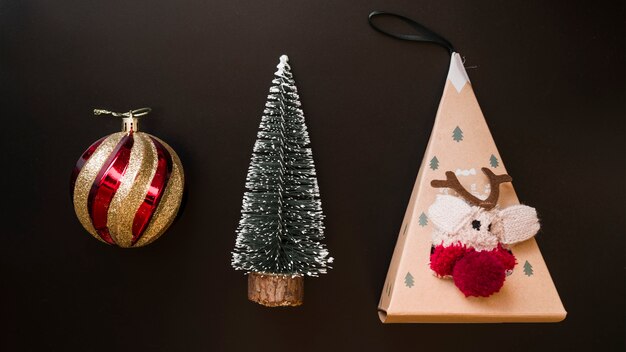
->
{"left": 107, "top": 133, "right": 157, "bottom": 248}
{"left": 73, "top": 132, "right": 125, "bottom": 243}
{"left": 134, "top": 136, "right": 184, "bottom": 247}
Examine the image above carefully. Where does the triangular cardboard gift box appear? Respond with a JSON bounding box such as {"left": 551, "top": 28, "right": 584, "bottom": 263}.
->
{"left": 378, "top": 53, "right": 566, "bottom": 323}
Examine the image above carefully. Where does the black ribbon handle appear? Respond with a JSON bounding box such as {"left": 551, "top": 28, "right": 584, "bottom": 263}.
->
{"left": 368, "top": 11, "right": 455, "bottom": 55}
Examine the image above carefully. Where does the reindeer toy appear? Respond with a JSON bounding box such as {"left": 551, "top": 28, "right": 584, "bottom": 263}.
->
{"left": 427, "top": 167, "right": 540, "bottom": 297}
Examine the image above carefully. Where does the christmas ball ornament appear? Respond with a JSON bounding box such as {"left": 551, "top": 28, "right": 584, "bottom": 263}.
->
{"left": 70, "top": 108, "right": 184, "bottom": 248}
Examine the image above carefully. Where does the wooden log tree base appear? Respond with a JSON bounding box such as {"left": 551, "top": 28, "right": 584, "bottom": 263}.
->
{"left": 247, "top": 272, "right": 304, "bottom": 307}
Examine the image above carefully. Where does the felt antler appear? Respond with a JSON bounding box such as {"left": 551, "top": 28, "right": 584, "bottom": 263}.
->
{"left": 431, "top": 168, "right": 512, "bottom": 210}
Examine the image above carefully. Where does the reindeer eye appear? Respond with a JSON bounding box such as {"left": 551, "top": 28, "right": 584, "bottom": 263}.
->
{"left": 488, "top": 223, "right": 492, "bottom": 232}
{"left": 471, "top": 220, "right": 481, "bottom": 230}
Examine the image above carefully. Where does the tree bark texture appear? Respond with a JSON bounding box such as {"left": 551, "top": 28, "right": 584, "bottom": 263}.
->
{"left": 247, "top": 272, "right": 304, "bottom": 307}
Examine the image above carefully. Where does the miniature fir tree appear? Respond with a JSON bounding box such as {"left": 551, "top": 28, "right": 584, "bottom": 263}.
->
{"left": 429, "top": 156, "right": 439, "bottom": 170}
{"left": 490, "top": 154, "right": 499, "bottom": 168}
{"left": 523, "top": 260, "right": 533, "bottom": 276}
{"left": 452, "top": 126, "right": 463, "bottom": 142}
{"left": 232, "top": 55, "right": 332, "bottom": 307}
{"left": 404, "top": 272, "right": 414, "bottom": 288}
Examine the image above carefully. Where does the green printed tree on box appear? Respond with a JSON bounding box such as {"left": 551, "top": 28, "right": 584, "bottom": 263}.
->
{"left": 405, "top": 272, "right": 414, "bottom": 288}
{"left": 430, "top": 156, "right": 439, "bottom": 170}
{"left": 418, "top": 212, "right": 428, "bottom": 227}
{"left": 523, "top": 260, "right": 533, "bottom": 276}
{"left": 490, "top": 154, "right": 499, "bottom": 168}
{"left": 452, "top": 126, "right": 463, "bottom": 142}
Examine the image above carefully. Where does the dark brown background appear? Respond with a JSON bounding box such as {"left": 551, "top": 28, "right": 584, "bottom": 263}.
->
{"left": 2, "top": 1, "right": 624, "bottom": 351}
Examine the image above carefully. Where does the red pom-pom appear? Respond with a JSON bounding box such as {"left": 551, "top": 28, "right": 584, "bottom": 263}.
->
{"left": 492, "top": 244, "right": 517, "bottom": 271}
{"left": 452, "top": 251, "right": 505, "bottom": 297}
{"left": 430, "top": 243, "right": 467, "bottom": 277}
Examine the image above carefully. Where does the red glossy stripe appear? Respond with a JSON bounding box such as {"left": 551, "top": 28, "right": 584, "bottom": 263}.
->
{"left": 131, "top": 137, "right": 173, "bottom": 245}
{"left": 70, "top": 136, "right": 106, "bottom": 197}
{"left": 87, "top": 134, "right": 134, "bottom": 245}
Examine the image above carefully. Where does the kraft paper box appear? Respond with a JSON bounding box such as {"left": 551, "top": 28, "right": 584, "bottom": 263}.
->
{"left": 378, "top": 53, "right": 566, "bottom": 323}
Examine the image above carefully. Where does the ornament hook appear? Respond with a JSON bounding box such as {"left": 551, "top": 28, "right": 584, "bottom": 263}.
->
{"left": 93, "top": 107, "right": 152, "bottom": 118}
{"left": 93, "top": 107, "right": 151, "bottom": 133}
{"left": 128, "top": 107, "right": 152, "bottom": 118}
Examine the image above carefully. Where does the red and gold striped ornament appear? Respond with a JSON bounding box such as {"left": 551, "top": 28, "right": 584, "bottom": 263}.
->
{"left": 70, "top": 108, "right": 184, "bottom": 248}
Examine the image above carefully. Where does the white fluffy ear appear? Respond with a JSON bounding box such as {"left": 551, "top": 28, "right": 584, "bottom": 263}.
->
{"left": 499, "top": 205, "right": 540, "bottom": 245}
{"left": 427, "top": 195, "right": 473, "bottom": 233}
